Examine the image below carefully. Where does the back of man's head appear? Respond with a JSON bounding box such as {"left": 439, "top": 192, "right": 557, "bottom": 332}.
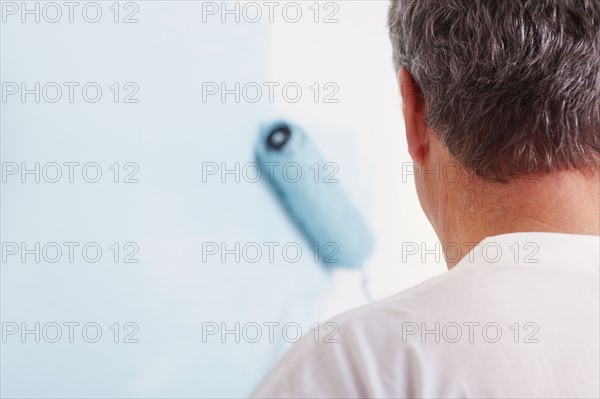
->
{"left": 388, "top": 0, "right": 600, "bottom": 182}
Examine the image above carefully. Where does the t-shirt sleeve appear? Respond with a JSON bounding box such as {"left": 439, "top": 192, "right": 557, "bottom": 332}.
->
{"left": 251, "top": 319, "right": 370, "bottom": 398}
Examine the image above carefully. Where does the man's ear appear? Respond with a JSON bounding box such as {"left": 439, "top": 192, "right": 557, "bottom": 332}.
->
{"left": 399, "top": 68, "right": 428, "bottom": 164}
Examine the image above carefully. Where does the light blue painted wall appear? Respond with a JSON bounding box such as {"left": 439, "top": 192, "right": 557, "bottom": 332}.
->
{"left": 0, "top": 2, "right": 444, "bottom": 397}
{"left": 0, "top": 3, "right": 332, "bottom": 397}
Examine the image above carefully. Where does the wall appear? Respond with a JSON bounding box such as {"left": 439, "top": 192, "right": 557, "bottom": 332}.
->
{"left": 0, "top": 1, "right": 443, "bottom": 397}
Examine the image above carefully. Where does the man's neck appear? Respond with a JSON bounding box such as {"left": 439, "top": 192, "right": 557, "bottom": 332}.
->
{"left": 435, "top": 170, "right": 600, "bottom": 268}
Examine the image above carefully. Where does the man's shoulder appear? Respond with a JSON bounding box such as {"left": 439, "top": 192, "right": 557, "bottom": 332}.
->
{"left": 252, "top": 268, "right": 469, "bottom": 398}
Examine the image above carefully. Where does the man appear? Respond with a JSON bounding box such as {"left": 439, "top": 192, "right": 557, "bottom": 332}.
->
{"left": 253, "top": 1, "right": 600, "bottom": 397}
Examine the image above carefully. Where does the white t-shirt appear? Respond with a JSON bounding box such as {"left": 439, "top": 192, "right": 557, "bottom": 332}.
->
{"left": 252, "top": 232, "right": 600, "bottom": 398}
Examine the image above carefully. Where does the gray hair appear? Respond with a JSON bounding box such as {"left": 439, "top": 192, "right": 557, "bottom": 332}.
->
{"left": 388, "top": 0, "right": 600, "bottom": 181}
